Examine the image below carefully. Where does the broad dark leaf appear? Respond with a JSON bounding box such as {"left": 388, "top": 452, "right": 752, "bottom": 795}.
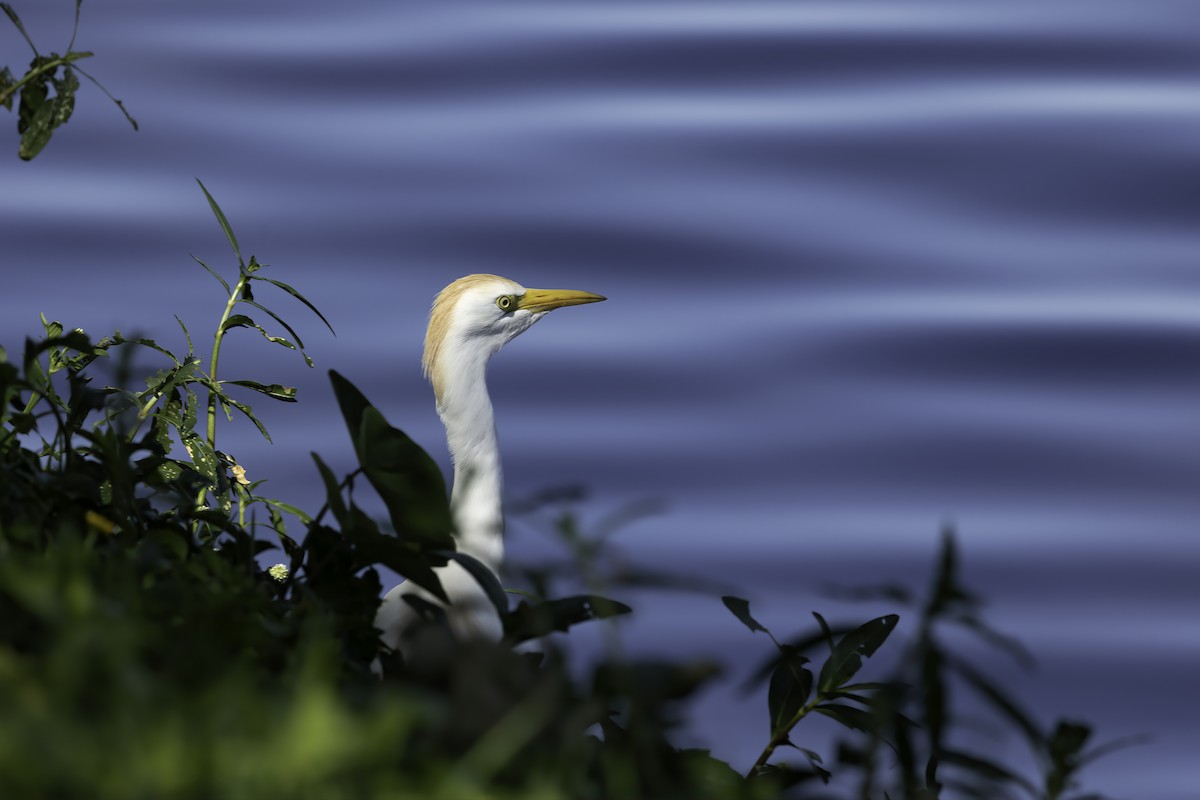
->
{"left": 743, "top": 620, "right": 858, "bottom": 691}
{"left": 818, "top": 614, "right": 899, "bottom": 693}
{"left": 505, "top": 594, "right": 632, "bottom": 644}
{"left": 767, "top": 647, "right": 812, "bottom": 735}
{"left": 329, "top": 370, "right": 451, "bottom": 548}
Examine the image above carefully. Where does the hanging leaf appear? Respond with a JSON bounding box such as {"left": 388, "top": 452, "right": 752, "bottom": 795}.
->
{"left": 722, "top": 595, "right": 770, "bottom": 635}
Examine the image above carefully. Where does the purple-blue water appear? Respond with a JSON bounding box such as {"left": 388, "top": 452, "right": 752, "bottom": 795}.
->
{"left": 3, "top": 2, "right": 1198, "bottom": 796}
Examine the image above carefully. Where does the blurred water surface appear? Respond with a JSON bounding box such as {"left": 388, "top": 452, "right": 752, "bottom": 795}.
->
{"left": 3, "top": 2, "right": 1198, "bottom": 795}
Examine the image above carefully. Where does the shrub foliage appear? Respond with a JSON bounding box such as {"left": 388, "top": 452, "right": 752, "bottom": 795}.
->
{"left": 0, "top": 189, "right": 1134, "bottom": 799}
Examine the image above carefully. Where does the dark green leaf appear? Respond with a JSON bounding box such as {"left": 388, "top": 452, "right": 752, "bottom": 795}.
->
{"left": 257, "top": 276, "right": 335, "bottom": 335}
{"left": 222, "top": 395, "right": 271, "bottom": 442}
{"left": 241, "top": 300, "right": 307, "bottom": 349}
{"left": 2, "top": 3, "right": 36, "bottom": 55}
{"left": 722, "top": 595, "right": 769, "bottom": 635}
{"left": 220, "top": 313, "right": 304, "bottom": 358}
{"left": 744, "top": 620, "right": 859, "bottom": 691}
{"left": 505, "top": 594, "right": 632, "bottom": 644}
{"left": 818, "top": 614, "right": 899, "bottom": 693}
{"left": 950, "top": 656, "right": 1042, "bottom": 747}
{"left": 330, "top": 370, "right": 451, "bottom": 548}
{"left": 311, "top": 452, "right": 347, "bottom": 526}
{"left": 50, "top": 65, "right": 77, "bottom": 126}
{"left": 767, "top": 648, "right": 812, "bottom": 735}
{"left": 191, "top": 254, "right": 231, "bottom": 295}
{"left": 196, "top": 179, "right": 242, "bottom": 264}
{"left": 18, "top": 85, "right": 54, "bottom": 160}
{"left": 441, "top": 550, "right": 509, "bottom": 616}
{"left": 1, "top": 66, "right": 15, "bottom": 111}
{"left": 225, "top": 379, "right": 297, "bottom": 402}
{"left": 813, "top": 703, "right": 876, "bottom": 734}
{"left": 939, "top": 748, "right": 1038, "bottom": 795}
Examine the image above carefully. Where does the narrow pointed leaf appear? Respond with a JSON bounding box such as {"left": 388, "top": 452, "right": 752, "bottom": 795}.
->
{"left": 257, "top": 276, "right": 334, "bottom": 334}
{"left": 441, "top": 550, "right": 509, "bottom": 616}
{"left": 196, "top": 179, "right": 242, "bottom": 264}
{"left": 190, "top": 254, "right": 231, "bottom": 294}
{"left": 722, "top": 595, "right": 769, "bottom": 635}
{"left": 226, "top": 379, "right": 297, "bottom": 402}
{"left": 311, "top": 452, "right": 347, "bottom": 526}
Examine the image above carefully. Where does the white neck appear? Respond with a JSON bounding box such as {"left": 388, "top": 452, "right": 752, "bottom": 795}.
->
{"left": 436, "top": 343, "right": 505, "bottom": 573}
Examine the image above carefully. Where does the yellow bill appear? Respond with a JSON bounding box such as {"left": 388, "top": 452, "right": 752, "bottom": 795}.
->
{"left": 517, "top": 287, "right": 606, "bottom": 313}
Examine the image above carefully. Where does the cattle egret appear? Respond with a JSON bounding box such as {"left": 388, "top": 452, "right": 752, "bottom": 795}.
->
{"left": 375, "top": 274, "right": 605, "bottom": 652}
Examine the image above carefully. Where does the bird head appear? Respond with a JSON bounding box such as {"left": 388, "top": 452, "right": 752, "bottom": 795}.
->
{"left": 423, "top": 274, "right": 605, "bottom": 404}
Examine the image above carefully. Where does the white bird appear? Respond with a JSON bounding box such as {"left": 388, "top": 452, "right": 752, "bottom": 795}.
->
{"left": 375, "top": 274, "right": 605, "bottom": 653}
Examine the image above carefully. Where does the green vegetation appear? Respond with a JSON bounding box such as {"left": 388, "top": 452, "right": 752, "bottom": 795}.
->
{"left": 1, "top": 1, "right": 136, "bottom": 160}
{"left": 0, "top": 184, "right": 1137, "bottom": 798}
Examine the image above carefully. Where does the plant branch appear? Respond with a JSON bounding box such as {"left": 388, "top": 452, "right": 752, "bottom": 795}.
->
{"left": 0, "top": 50, "right": 93, "bottom": 108}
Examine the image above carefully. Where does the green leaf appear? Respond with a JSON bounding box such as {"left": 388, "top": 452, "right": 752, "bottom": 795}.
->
{"left": 337, "top": 505, "right": 449, "bottom": 603}
{"left": 505, "top": 595, "right": 633, "bottom": 644}
{"left": 939, "top": 748, "right": 1038, "bottom": 795}
{"left": 311, "top": 452, "right": 346, "bottom": 527}
{"left": 1, "top": 66, "right": 15, "bottom": 111}
{"left": 767, "top": 647, "right": 812, "bottom": 735}
{"left": 818, "top": 614, "right": 899, "bottom": 694}
{"left": 222, "top": 394, "right": 272, "bottom": 442}
{"left": 191, "top": 254, "right": 231, "bottom": 295}
{"left": 256, "top": 276, "right": 335, "bottom": 335}
{"left": 240, "top": 300, "right": 314, "bottom": 366}
{"left": 196, "top": 179, "right": 242, "bottom": 264}
{"left": 225, "top": 379, "right": 297, "bottom": 402}
{"left": 440, "top": 550, "right": 509, "bottom": 616}
{"left": 722, "top": 595, "right": 769, "bottom": 635}
{"left": 220, "top": 312, "right": 308, "bottom": 363}
{"left": 950, "top": 656, "right": 1042, "bottom": 748}
{"left": 108, "top": 332, "right": 181, "bottom": 365}
{"left": 813, "top": 703, "right": 876, "bottom": 734}
{"left": 1, "top": 3, "right": 36, "bottom": 55}
{"left": 329, "top": 370, "right": 451, "bottom": 548}
{"left": 51, "top": 65, "right": 78, "bottom": 126}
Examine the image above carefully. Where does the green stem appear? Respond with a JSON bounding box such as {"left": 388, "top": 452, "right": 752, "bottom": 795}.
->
{"left": 192, "top": 273, "right": 247, "bottom": 519}
{"left": 747, "top": 696, "right": 822, "bottom": 777}
{"left": 207, "top": 273, "right": 247, "bottom": 450}
{"left": 0, "top": 50, "right": 93, "bottom": 107}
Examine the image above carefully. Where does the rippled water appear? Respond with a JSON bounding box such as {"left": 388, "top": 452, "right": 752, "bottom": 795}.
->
{"left": 3, "top": 2, "right": 1199, "bottom": 795}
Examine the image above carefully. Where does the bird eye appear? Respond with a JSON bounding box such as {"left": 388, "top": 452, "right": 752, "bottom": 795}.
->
{"left": 496, "top": 295, "right": 515, "bottom": 312}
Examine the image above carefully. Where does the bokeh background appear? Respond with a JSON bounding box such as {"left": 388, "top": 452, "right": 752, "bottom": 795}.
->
{"left": 3, "top": 2, "right": 1197, "bottom": 796}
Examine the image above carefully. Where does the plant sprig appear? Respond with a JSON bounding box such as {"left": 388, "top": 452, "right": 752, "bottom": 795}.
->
{"left": 1, "top": 0, "right": 136, "bottom": 160}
